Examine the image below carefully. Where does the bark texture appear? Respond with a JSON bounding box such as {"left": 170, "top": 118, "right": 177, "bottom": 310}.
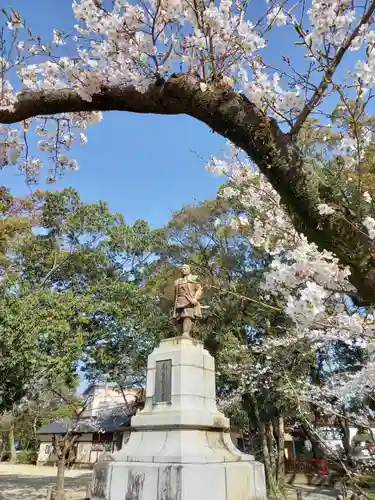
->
{"left": 55, "top": 459, "right": 66, "bottom": 500}
{"left": 0, "top": 75, "right": 374, "bottom": 302}
{"left": 52, "top": 433, "right": 78, "bottom": 500}
{"left": 244, "top": 393, "right": 284, "bottom": 496}
{"left": 8, "top": 426, "right": 16, "bottom": 463}
{"left": 275, "top": 416, "right": 285, "bottom": 484}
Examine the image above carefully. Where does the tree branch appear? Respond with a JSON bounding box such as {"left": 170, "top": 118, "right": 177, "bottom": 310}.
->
{"left": 0, "top": 78, "right": 186, "bottom": 124}
{"left": 1, "top": 73, "right": 375, "bottom": 302}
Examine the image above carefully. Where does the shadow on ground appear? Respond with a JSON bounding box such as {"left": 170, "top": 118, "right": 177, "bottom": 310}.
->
{"left": 0, "top": 473, "right": 92, "bottom": 500}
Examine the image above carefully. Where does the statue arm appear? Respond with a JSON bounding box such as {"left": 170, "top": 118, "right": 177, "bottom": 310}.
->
{"left": 194, "top": 283, "right": 203, "bottom": 301}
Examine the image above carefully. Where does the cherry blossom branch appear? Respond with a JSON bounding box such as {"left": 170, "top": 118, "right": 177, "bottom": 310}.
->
{"left": 283, "top": 371, "right": 372, "bottom": 500}
{"left": 291, "top": 0, "right": 375, "bottom": 136}
{"left": 1, "top": 73, "right": 375, "bottom": 302}
{"left": 208, "top": 283, "right": 283, "bottom": 313}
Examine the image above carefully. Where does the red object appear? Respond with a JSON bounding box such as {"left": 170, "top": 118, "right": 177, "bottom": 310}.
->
{"left": 285, "top": 458, "right": 328, "bottom": 476}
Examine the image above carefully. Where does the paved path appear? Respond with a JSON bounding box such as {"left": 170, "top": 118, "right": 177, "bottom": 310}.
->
{"left": 286, "top": 485, "right": 375, "bottom": 499}
{"left": 0, "top": 463, "right": 92, "bottom": 500}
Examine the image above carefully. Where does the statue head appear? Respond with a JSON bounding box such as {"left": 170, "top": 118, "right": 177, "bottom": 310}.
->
{"left": 181, "top": 264, "right": 191, "bottom": 276}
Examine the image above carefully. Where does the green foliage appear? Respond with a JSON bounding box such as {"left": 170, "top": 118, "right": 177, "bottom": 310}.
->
{"left": 298, "top": 110, "right": 375, "bottom": 217}
{"left": 0, "top": 187, "right": 170, "bottom": 454}
{"left": 0, "top": 286, "right": 85, "bottom": 413}
{"left": 16, "top": 449, "right": 38, "bottom": 464}
{"left": 350, "top": 475, "right": 375, "bottom": 489}
{"left": 0, "top": 186, "right": 42, "bottom": 271}
{"left": 39, "top": 401, "right": 76, "bottom": 428}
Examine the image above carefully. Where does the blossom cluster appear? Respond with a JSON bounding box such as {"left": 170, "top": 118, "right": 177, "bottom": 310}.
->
{"left": 308, "top": 0, "right": 356, "bottom": 50}
{"left": 207, "top": 142, "right": 375, "bottom": 422}
{"left": 304, "top": 361, "right": 375, "bottom": 409}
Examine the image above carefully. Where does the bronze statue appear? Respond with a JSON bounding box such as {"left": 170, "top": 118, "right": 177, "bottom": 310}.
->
{"left": 173, "top": 264, "right": 203, "bottom": 337}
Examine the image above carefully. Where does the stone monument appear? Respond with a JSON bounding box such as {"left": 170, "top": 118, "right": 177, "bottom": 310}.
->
{"left": 91, "top": 265, "right": 267, "bottom": 500}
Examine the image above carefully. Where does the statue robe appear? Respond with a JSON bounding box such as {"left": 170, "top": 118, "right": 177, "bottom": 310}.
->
{"left": 173, "top": 276, "right": 203, "bottom": 320}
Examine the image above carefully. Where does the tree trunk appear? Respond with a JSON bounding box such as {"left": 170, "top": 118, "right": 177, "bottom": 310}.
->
{"left": 55, "top": 458, "right": 66, "bottom": 500}
{"left": 266, "top": 421, "right": 276, "bottom": 478}
{"left": 8, "top": 426, "right": 17, "bottom": 463}
{"left": 338, "top": 414, "right": 354, "bottom": 467}
{"left": 244, "top": 393, "right": 281, "bottom": 496}
{"left": 274, "top": 416, "right": 285, "bottom": 484}
{"left": 259, "top": 421, "right": 279, "bottom": 496}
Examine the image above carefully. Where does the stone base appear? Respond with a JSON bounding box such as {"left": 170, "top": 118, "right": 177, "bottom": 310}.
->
{"left": 91, "top": 427, "right": 267, "bottom": 500}
{"left": 92, "top": 459, "right": 267, "bottom": 500}
{"left": 91, "top": 336, "right": 267, "bottom": 500}
{"left": 114, "top": 427, "right": 255, "bottom": 464}
{"left": 135, "top": 336, "right": 230, "bottom": 430}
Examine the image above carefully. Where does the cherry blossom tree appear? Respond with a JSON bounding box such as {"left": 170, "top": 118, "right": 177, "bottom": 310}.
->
{"left": 1, "top": 0, "right": 375, "bottom": 301}
{"left": 1, "top": 1, "right": 375, "bottom": 490}
{"left": 212, "top": 151, "right": 375, "bottom": 491}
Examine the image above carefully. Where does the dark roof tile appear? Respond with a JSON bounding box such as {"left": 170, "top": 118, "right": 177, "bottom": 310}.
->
{"left": 37, "top": 413, "right": 131, "bottom": 435}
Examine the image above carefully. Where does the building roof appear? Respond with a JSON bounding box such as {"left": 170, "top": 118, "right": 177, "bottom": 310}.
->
{"left": 37, "top": 413, "right": 131, "bottom": 435}
{"left": 82, "top": 381, "right": 119, "bottom": 396}
{"left": 315, "top": 415, "right": 375, "bottom": 427}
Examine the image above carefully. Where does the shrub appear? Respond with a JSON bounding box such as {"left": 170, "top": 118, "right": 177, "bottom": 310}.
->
{"left": 354, "top": 476, "right": 375, "bottom": 489}
{"left": 344, "top": 473, "right": 375, "bottom": 490}
{"left": 16, "top": 449, "right": 38, "bottom": 464}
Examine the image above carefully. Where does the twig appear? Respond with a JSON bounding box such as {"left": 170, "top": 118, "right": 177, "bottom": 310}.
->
{"left": 208, "top": 283, "right": 283, "bottom": 313}
{"left": 291, "top": 0, "right": 375, "bottom": 135}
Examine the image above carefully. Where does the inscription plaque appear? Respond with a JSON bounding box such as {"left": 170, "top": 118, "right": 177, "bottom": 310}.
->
{"left": 154, "top": 359, "right": 172, "bottom": 404}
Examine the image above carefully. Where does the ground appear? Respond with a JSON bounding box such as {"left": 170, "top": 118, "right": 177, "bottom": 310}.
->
{"left": 0, "top": 463, "right": 92, "bottom": 500}
{"left": 285, "top": 485, "right": 341, "bottom": 499}
{"left": 0, "top": 463, "right": 365, "bottom": 499}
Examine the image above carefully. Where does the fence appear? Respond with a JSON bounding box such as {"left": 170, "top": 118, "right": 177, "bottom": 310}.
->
{"left": 285, "top": 458, "right": 328, "bottom": 476}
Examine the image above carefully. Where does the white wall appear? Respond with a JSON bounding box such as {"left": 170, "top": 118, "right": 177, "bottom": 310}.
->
{"left": 83, "top": 385, "right": 139, "bottom": 417}
{"left": 37, "top": 435, "right": 55, "bottom": 464}
{"left": 37, "top": 431, "right": 128, "bottom": 465}
{"left": 77, "top": 440, "right": 94, "bottom": 463}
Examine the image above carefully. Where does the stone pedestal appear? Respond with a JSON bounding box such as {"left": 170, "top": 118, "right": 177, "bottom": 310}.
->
{"left": 91, "top": 337, "right": 267, "bottom": 500}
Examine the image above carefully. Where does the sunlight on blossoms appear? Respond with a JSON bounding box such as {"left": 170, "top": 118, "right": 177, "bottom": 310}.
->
{"left": 206, "top": 141, "right": 375, "bottom": 417}
{"left": 317, "top": 204, "right": 335, "bottom": 216}
{"left": 0, "top": 0, "right": 373, "bottom": 183}
{"left": 363, "top": 217, "right": 375, "bottom": 239}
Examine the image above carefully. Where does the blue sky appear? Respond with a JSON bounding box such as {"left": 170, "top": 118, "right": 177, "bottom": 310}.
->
{"left": 2, "top": 0, "right": 363, "bottom": 228}
{"left": 4, "top": 0, "right": 352, "bottom": 228}
{"left": 1, "top": 0, "right": 227, "bottom": 227}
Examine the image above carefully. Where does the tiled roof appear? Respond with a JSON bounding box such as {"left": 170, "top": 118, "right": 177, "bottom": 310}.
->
{"left": 37, "top": 413, "right": 131, "bottom": 435}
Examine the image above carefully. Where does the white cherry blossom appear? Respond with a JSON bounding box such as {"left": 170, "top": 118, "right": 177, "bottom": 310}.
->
{"left": 318, "top": 204, "right": 335, "bottom": 216}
